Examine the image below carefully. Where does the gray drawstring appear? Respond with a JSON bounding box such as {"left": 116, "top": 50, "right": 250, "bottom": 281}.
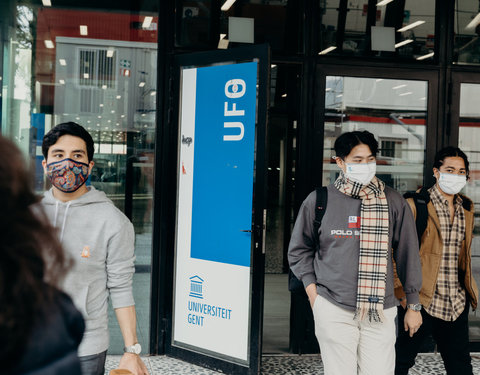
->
{"left": 60, "top": 201, "right": 71, "bottom": 242}
{"left": 53, "top": 201, "right": 59, "bottom": 227}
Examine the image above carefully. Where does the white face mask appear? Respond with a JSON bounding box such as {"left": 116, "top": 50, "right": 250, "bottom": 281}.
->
{"left": 345, "top": 162, "right": 376, "bottom": 185}
{"left": 437, "top": 173, "right": 467, "bottom": 195}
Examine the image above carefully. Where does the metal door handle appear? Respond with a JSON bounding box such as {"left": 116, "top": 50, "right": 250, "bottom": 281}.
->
{"left": 240, "top": 229, "right": 252, "bottom": 232}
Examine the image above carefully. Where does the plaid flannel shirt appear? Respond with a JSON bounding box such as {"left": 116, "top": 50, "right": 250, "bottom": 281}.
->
{"left": 425, "top": 185, "right": 466, "bottom": 321}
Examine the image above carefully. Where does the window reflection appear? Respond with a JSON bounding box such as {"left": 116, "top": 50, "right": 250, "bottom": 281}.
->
{"left": 319, "top": 1, "right": 435, "bottom": 61}
{"left": 455, "top": 0, "right": 480, "bottom": 64}
{"left": 323, "top": 76, "right": 427, "bottom": 194}
{"left": 1, "top": 3, "right": 156, "bottom": 354}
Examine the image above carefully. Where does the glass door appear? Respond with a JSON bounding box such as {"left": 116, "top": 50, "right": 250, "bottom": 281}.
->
{"left": 0, "top": 0, "right": 158, "bottom": 354}
{"left": 314, "top": 65, "right": 439, "bottom": 192}
{"left": 451, "top": 73, "right": 480, "bottom": 347}
{"left": 158, "top": 45, "right": 269, "bottom": 375}
{"left": 321, "top": 75, "right": 428, "bottom": 193}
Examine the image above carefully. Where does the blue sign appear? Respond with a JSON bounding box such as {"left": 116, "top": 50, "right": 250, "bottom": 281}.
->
{"left": 190, "top": 62, "right": 257, "bottom": 267}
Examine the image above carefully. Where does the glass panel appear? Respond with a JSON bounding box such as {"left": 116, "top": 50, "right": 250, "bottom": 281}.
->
{"left": 176, "top": 0, "right": 302, "bottom": 53}
{"left": 219, "top": 0, "right": 302, "bottom": 53}
{"left": 263, "top": 64, "right": 300, "bottom": 354}
{"left": 0, "top": 2, "right": 157, "bottom": 354}
{"left": 323, "top": 76, "right": 427, "bottom": 193}
{"left": 458, "top": 83, "right": 480, "bottom": 342}
{"left": 176, "top": 0, "right": 213, "bottom": 48}
{"left": 454, "top": 0, "right": 480, "bottom": 64}
{"left": 319, "top": 1, "right": 435, "bottom": 61}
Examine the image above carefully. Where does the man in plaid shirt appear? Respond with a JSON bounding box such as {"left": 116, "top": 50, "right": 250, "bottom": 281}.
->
{"left": 395, "top": 146, "right": 478, "bottom": 375}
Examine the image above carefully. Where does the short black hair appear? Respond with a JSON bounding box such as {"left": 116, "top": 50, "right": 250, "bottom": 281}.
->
{"left": 433, "top": 146, "right": 470, "bottom": 179}
{"left": 334, "top": 131, "right": 379, "bottom": 159}
{"left": 42, "top": 122, "right": 94, "bottom": 162}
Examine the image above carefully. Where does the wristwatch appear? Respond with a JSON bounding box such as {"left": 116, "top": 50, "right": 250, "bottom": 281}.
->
{"left": 124, "top": 342, "right": 141, "bottom": 355}
{"left": 407, "top": 303, "right": 422, "bottom": 311}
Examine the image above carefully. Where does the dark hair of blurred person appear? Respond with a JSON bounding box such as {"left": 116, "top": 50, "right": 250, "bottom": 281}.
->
{"left": 0, "top": 135, "right": 84, "bottom": 374}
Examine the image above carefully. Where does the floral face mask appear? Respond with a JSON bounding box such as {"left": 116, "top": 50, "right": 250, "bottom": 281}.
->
{"left": 46, "top": 158, "right": 90, "bottom": 193}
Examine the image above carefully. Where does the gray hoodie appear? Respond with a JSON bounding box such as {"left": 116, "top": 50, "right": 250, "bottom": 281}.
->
{"left": 41, "top": 187, "right": 135, "bottom": 357}
{"left": 288, "top": 184, "right": 421, "bottom": 311}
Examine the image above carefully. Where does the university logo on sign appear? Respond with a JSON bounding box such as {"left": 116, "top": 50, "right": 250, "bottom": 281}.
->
{"left": 189, "top": 275, "right": 204, "bottom": 299}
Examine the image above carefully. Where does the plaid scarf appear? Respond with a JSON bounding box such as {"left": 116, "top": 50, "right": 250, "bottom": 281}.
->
{"left": 335, "top": 172, "right": 389, "bottom": 322}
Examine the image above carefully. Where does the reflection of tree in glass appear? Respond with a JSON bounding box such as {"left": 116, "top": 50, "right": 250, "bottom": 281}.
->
{"left": 16, "top": 6, "right": 34, "bottom": 49}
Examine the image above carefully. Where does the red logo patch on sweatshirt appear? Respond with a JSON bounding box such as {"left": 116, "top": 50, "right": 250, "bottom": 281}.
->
{"left": 348, "top": 216, "right": 361, "bottom": 228}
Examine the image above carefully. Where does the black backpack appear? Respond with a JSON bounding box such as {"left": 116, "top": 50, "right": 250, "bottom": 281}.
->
{"left": 288, "top": 187, "right": 328, "bottom": 293}
{"left": 403, "top": 187, "right": 430, "bottom": 244}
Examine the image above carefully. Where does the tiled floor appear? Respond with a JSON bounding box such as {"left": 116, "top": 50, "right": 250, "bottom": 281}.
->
{"left": 105, "top": 353, "right": 480, "bottom": 374}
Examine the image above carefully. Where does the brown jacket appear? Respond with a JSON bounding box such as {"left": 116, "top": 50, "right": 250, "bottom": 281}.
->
{"left": 394, "top": 192, "right": 478, "bottom": 310}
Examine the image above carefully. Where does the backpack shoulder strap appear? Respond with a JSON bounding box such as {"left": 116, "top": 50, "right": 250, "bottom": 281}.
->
{"left": 404, "top": 187, "right": 430, "bottom": 244}
{"left": 313, "top": 187, "right": 328, "bottom": 247}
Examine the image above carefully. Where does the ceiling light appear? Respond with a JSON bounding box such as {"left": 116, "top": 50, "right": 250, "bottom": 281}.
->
{"left": 102, "top": 85, "right": 107, "bottom": 90}
{"left": 376, "top": 78, "right": 384, "bottom": 82}
{"left": 111, "top": 110, "right": 115, "bottom": 113}
{"left": 419, "top": 97, "right": 426, "bottom": 100}
{"left": 139, "top": 82, "right": 145, "bottom": 87}
{"left": 44, "top": 40, "right": 54, "bottom": 49}
{"left": 398, "top": 20, "right": 425, "bottom": 33}
{"left": 42, "top": 0, "right": 52, "bottom": 5}
{"left": 282, "top": 93, "right": 287, "bottom": 98}
{"left": 318, "top": 46, "right": 337, "bottom": 55}
{"left": 142, "top": 16, "right": 153, "bottom": 29}
{"left": 221, "top": 0, "right": 236, "bottom": 11}
{"left": 106, "top": 49, "right": 114, "bottom": 58}
{"left": 80, "top": 25, "right": 88, "bottom": 36}
{"left": 325, "top": 88, "right": 332, "bottom": 91}
{"left": 336, "top": 94, "right": 343, "bottom": 98}
{"left": 116, "top": 95, "right": 121, "bottom": 99}
{"left": 59, "top": 79, "right": 65, "bottom": 84}
{"left": 219, "top": 33, "right": 227, "bottom": 41}
{"left": 416, "top": 52, "right": 434, "bottom": 60}
{"left": 121, "top": 115, "right": 125, "bottom": 118}
{"left": 376, "top": 0, "right": 393, "bottom": 6}
{"left": 150, "top": 91, "right": 156, "bottom": 96}
{"left": 395, "top": 39, "right": 413, "bottom": 48}
{"left": 392, "top": 84, "right": 407, "bottom": 89}
{"left": 83, "top": 73, "right": 89, "bottom": 79}
{"left": 141, "top": 113, "right": 146, "bottom": 117}
{"left": 98, "top": 115, "right": 102, "bottom": 119}
{"left": 271, "top": 64, "right": 277, "bottom": 68}
{"left": 99, "top": 104, "right": 104, "bottom": 107}
{"left": 399, "top": 92, "right": 412, "bottom": 96}
{"left": 59, "top": 58, "right": 66, "bottom": 66}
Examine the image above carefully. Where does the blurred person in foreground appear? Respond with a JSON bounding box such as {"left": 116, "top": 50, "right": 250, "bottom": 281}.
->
{"left": 0, "top": 135, "right": 85, "bottom": 374}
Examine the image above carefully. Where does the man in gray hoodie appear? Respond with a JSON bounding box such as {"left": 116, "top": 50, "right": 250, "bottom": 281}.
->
{"left": 288, "top": 130, "right": 423, "bottom": 375}
{"left": 41, "top": 122, "right": 148, "bottom": 375}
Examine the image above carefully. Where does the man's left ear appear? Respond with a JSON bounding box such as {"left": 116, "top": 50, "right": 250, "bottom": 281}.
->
{"left": 433, "top": 167, "right": 439, "bottom": 180}
{"left": 88, "top": 161, "right": 95, "bottom": 175}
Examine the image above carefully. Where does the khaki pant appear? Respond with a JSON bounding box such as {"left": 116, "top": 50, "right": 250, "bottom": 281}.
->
{"left": 313, "top": 295, "right": 397, "bottom": 375}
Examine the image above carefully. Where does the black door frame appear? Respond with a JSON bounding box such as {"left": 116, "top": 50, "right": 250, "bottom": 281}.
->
{"left": 154, "top": 44, "right": 270, "bottom": 375}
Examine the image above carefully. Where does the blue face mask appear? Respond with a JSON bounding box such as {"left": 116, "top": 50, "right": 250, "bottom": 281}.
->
{"left": 46, "top": 158, "right": 89, "bottom": 193}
